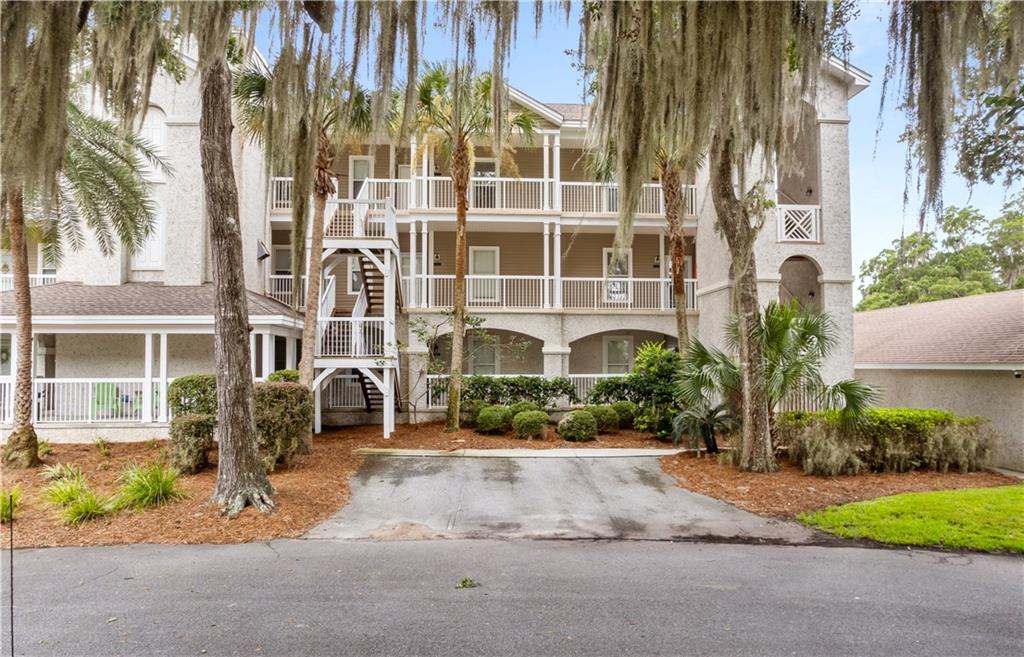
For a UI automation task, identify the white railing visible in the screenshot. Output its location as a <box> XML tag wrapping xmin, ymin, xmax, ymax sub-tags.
<box><xmin>266</xmin><ymin>274</ymin><xmax>311</xmax><ymax>307</ymax></box>
<box><xmin>0</xmin><ymin>273</ymin><xmax>58</xmax><ymax>292</ymax></box>
<box><xmin>324</xmin><ymin>202</ymin><xmax>393</xmax><ymax>240</ymax></box>
<box><xmin>567</xmin><ymin>373</ymin><xmax>624</xmax><ymax>402</ymax></box>
<box><xmin>0</xmin><ymin>379</ymin><xmax>10</xmax><ymax>424</ymax></box>
<box><xmin>317</xmin><ymin>318</ymin><xmax>387</xmax><ymax>358</ymax></box>
<box><xmin>777</xmin><ymin>205</ymin><xmax>822</xmax><ymax>243</ymax></box>
<box><xmin>325</xmin><ymin>374</ymin><xmax>366</xmax><ymax>408</ymax></box>
<box><xmin>271</xmin><ymin>177</ymin><xmax>294</xmax><ymax>212</ymax></box>
<box><xmin>561</xmin><ymin>183</ymin><xmax>696</xmax><ymax>216</ymax></box>
<box><xmin>362</xmin><ymin>179</ymin><xmax>411</xmax><ymax>211</ymax></box>
<box><xmin>425</xmin><ymin>176</ymin><xmax>548</xmax><ymax>212</ymax></box>
<box><xmin>414</xmin><ymin>275</ymin><xmax>697</xmax><ymax>311</ymax></box>
<box><xmin>22</xmin><ymin>378</ymin><xmax>148</xmax><ymax>424</ymax></box>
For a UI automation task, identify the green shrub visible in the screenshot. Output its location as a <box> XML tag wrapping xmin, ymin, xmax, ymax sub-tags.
<box><xmin>463</xmin><ymin>376</ymin><xmax>579</xmax><ymax>407</ymax></box>
<box><xmin>37</xmin><ymin>440</ymin><xmax>52</xmax><ymax>458</ymax></box>
<box><xmin>115</xmin><ymin>462</ymin><xmax>186</xmax><ymax>510</ymax></box>
<box><xmin>41</xmin><ymin>463</ymin><xmax>83</xmax><ymax>481</ymax></box>
<box><xmin>635</xmin><ymin>404</ymin><xmax>678</xmax><ymax>441</ymax></box>
<box><xmin>460</xmin><ymin>399</ymin><xmax>489</xmax><ymax>428</ymax></box>
<box><xmin>584</xmin><ymin>405</ymin><xmax>620</xmax><ymax>433</ymax></box>
<box><xmin>60</xmin><ymin>488</ymin><xmax>111</xmax><ymax>526</ymax></box>
<box><xmin>557</xmin><ymin>410</ymin><xmax>598</xmax><ymax>442</ymax></box>
<box><xmin>0</xmin><ymin>487</ymin><xmax>21</xmax><ymax>524</ymax></box>
<box><xmin>93</xmin><ymin>438</ymin><xmax>111</xmax><ymax>458</ymax></box>
<box><xmin>509</xmin><ymin>400</ymin><xmax>541</xmax><ymax>416</ymax></box>
<box><xmin>587</xmin><ymin>342</ymin><xmax>682</xmax><ymax>408</ymax></box>
<box><xmin>777</xmin><ymin>407</ymin><xmax>994</xmax><ymax>475</ymax></box>
<box><xmin>512</xmin><ymin>410</ymin><xmax>549</xmax><ymax>439</ymax></box>
<box><xmin>253</xmin><ymin>382</ymin><xmax>313</xmax><ymax>472</ymax></box>
<box><xmin>167</xmin><ymin>374</ymin><xmax>218</xmax><ymax>416</ymax></box>
<box><xmin>476</xmin><ymin>405</ymin><xmax>514</xmax><ymax>434</ymax></box>
<box><xmin>169</xmin><ymin>414</ymin><xmax>216</xmax><ymax>474</ymax></box>
<box><xmin>267</xmin><ymin>369</ymin><xmax>299</xmax><ymax>382</ymax></box>
<box><xmin>611</xmin><ymin>400</ymin><xmax>638</xmax><ymax>429</ymax></box>
<box><xmin>42</xmin><ymin>473</ymin><xmax>88</xmax><ymax>508</ymax></box>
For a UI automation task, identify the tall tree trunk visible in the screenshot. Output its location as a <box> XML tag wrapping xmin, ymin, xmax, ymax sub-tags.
<box><xmin>1</xmin><ymin>186</ymin><xmax>40</xmax><ymax>469</ymax></box>
<box><xmin>445</xmin><ymin>136</ymin><xmax>470</xmax><ymax>431</ymax></box>
<box><xmin>661</xmin><ymin>163</ymin><xmax>690</xmax><ymax>348</ymax></box>
<box><xmin>709</xmin><ymin>135</ymin><xmax>776</xmax><ymax>473</ymax></box>
<box><xmin>296</xmin><ymin>189</ymin><xmax>327</xmax><ymax>453</ymax></box>
<box><xmin>200</xmin><ymin>54</ymin><xmax>275</xmax><ymax>515</ymax></box>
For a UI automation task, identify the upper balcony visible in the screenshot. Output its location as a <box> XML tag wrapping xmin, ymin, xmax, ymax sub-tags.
<box><xmin>270</xmin><ymin>176</ymin><xmax>698</xmax><ymax>219</ymax></box>
<box><xmin>0</xmin><ymin>273</ymin><xmax>57</xmax><ymax>292</ymax></box>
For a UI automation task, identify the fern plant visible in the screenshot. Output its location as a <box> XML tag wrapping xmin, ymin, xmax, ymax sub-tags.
<box><xmin>114</xmin><ymin>462</ymin><xmax>185</xmax><ymax>510</ymax></box>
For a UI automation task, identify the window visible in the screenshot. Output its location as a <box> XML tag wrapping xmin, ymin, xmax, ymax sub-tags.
<box><xmin>132</xmin><ymin>202</ymin><xmax>163</xmax><ymax>270</ymax></box>
<box><xmin>347</xmin><ymin>256</ymin><xmax>363</xmax><ymax>295</ymax></box>
<box><xmin>349</xmin><ymin>156</ymin><xmax>373</xmax><ymax>199</ymax></box>
<box><xmin>602</xmin><ymin>335</ymin><xmax>633</xmax><ymax>374</ymax></box>
<box><xmin>602</xmin><ymin>247</ymin><xmax>632</xmax><ymax>303</ymax></box>
<box><xmin>468</xmin><ymin>246</ymin><xmax>499</xmax><ymax>302</ymax></box>
<box><xmin>272</xmin><ymin>247</ymin><xmax>292</xmax><ymax>276</ymax></box>
<box><xmin>468</xmin><ymin>335</ymin><xmax>498</xmax><ymax>375</ymax></box>
<box><xmin>472</xmin><ymin>159</ymin><xmax>496</xmax><ymax>208</ymax></box>
<box><xmin>138</xmin><ymin>107</ymin><xmax>167</xmax><ymax>182</ymax></box>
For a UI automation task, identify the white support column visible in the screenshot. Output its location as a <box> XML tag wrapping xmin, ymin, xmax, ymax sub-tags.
<box><xmin>383</xmin><ymin>253</ymin><xmax>396</xmax><ymax>359</ymax></box>
<box><xmin>553</xmin><ymin>222</ymin><xmax>563</xmax><ymax>307</ymax></box>
<box><xmin>285</xmin><ymin>337</ymin><xmax>297</xmax><ymax>370</ymax></box>
<box><xmin>659</xmin><ymin>231</ymin><xmax>667</xmax><ymax>309</ymax></box>
<box><xmin>249</xmin><ymin>332</ymin><xmax>257</xmax><ymax>377</ymax></box>
<box><xmin>158</xmin><ymin>333</ymin><xmax>168</xmax><ymax>422</ymax></box>
<box><xmin>262</xmin><ymin>330</ymin><xmax>273</xmax><ymax>378</ymax></box>
<box><xmin>553</xmin><ymin>134</ymin><xmax>562</xmax><ymax>211</ymax></box>
<box><xmin>383</xmin><ymin>368</ymin><xmax>394</xmax><ymax>438</ymax></box>
<box><xmin>143</xmin><ymin>333</ymin><xmax>153</xmax><ymax>423</ymax></box>
<box><xmin>409</xmin><ymin>218</ymin><xmax>418</xmax><ymax>307</ymax></box>
<box><xmin>421</xmin><ymin>220</ymin><xmax>429</xmax><ymax>307</ymax></box>
<box><xmin>542</xmin><ymin>134</ymin><xmax>551</xmax><ymax>210</ymax></box>
<box><xmin>409</xmin><ymin>136</ymin><xmax>418</xmax><ymax>207</ymax></box>
<box><xmin>421</xmin><ymin>140</ymin><xmax>430</xmax><ymax>207</ymax></box>
<box><xmin>7</xmin><ymin>332</ymin><xmax>16</xmax><ymax>421</ymax></box>
<box><xmin>543</xmin><ymin>221</ymin><xmax>551</xmax><ymax>308</ymax></box>
<box><xmin>314</xmin><ymin>382</ymin><xmax>322</xmax><ymax>433</ymax></box>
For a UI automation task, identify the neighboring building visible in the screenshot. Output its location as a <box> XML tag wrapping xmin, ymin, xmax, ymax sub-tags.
<box><xmin>854</xmin><ymin>290</ymin><xmax>1024</xmax><ymax>472</ymax></box>
<box><xmin>0</xmin><ymin>56</ymin><xmax>870</xmax><ymax>440</ymax></box>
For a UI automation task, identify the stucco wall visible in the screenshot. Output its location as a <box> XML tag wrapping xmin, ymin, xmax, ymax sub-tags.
<box><xmin>855</xmin><ymin>368</ymin><xmax>1024</xmax><ymax>472</ymax></box>
<box><xmin>568</xmin><ymin>329</ymin><xmax>677</xmax><ymax>374</ymax></box>
<box><xmin>54</xmin><ymin>334</ymin><xmax>215</xmax><ymax>378</ymax></box>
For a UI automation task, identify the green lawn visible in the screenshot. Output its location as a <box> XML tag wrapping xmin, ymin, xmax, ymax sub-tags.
<box><xmin>800</xmin><ymin>485</ymin><xmax>1024</xmax><ymax>554</ymax></box>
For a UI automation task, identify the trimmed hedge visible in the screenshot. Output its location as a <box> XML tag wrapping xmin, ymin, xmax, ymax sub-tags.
<box><xmin>512</xmin><ymin>410</ymin><xmax>549</xmax><ymax>439</ymax></box>
<box><xmin>463</xmin><ymin>375</ymin><xmax>579</xmax><ymax>408</ymax></box>
<box><xmin>267</xmin><ymin>369</ymin><xmax>299</xmax><ymax>382</ymax></box>
<box><xmin>476</xmin><ymin>405</ymin><xmax>514</xmax><ymax>434</ymax></box>
<box><xmin>168</xmin><ymin>413</ymin><xmax>215</xmax><ymax>474</ymax></box>
<box><xmin>253</xmin><ymin>382</ymin><xmax>313</xmax><ymax>472</ymax></box>
<box><xmin>460</xmin><ymin>399</ymin><xmax>489</xmax><ymax>428</ymax></box>
<box><xmin>611</xmin><ymin>400</ymin><xmax>638</xmax><ymax>429</ymax></box>
<box><xmin>557</xmin><ymin>410</ymin><xmax>598</xmax><ymax>442</ymax></box>
<box><xmin>167</xmin><ymin>374</ymin><xmax>217</xmax><ymax>416</ymax></box>
<box><xmin>509</xmin><ymin>400</ymin><xmax>541</xmax><ymax>416</ymax></box>
<box><xmin>584</xmin><ymin>405</ymin><xmax>620</xmax><ymax>433</ymax></box>
<box><xmin>778</xmin><ymin>408</ymin><xmax>995</xmax><ymax>476</ymax></box>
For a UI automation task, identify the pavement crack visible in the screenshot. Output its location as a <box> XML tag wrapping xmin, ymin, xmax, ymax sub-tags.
<box><xmin>263</xmin><ymin>541</ymin><xmax>281</xmax><ymax>560</ymax></box>
<box><xmin>72</xmin><ymin>564</ymin><xmax>119</xmax><ymax>589</ymax></box>
<box><xmin>445</xmin><ymin>461</ymin><xmax>467</xmax><ymax>532</ymax></box>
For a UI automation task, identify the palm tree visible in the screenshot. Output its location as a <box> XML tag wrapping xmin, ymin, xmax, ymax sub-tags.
<box><xmin>654</xmin><ymin>147</ymin><xmax>702</xmax><ymax>347</ymax></box>
<box><xmin>675</xmin><ymin>300</ymin><xmax>879</xmax><ymax>455</ymax></box>
<box><xmin>671</xmin><ymin>402</ymin><xmax>738</xmax><ymax>454</ymax></box>
<box><xmin>1</xmin><ymin>101</ymin><xmax>169</xmax><ymax>468</ymax></box>
<box><xmin>412</xmin><ymin>63</ymin><xmax>537</xmax><ymax>431</ymax></box>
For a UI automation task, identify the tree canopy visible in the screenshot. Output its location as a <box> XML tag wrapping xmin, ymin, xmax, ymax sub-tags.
<box><xmin>857</xmin><ymin>199</ymin><xmax>1024</xmax><ymax>311</ymax></box>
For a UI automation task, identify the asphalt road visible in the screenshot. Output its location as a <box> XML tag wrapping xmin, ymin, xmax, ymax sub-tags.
<box><xmin>5</xmin><ymin>539</ymin><xmax>1022</xmax><ymax>657</ymax></box>
<box><xmin>308</xmin><ymin>453</ymin><xmax>814</xmax><ymax>542</ymax></box>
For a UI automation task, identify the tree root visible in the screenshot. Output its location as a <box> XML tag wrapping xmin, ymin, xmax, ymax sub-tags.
<box><xmin>2</xmin><ymin>425</ymin><xmax>41</xmax><ymax>469</ymax></box>
<box><xmin>215</xmin><ymin>485</ymin><xmax>276</xmax><ymax>518</ymax></box>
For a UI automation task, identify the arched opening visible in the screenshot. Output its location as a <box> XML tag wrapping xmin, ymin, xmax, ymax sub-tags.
<box><xmin>568</xmin><ymin>329</ymin><xmax>677</xmax><ymax>375</ymax></box>
<box><xmin>777</xmin><ymin>101</ymin><xmax>820</xmax><ymax>205</ymax></box>
<box><xmin>779</xmin><ymin>256</ymin><xmax>822</xmax><ymax>309</ymax></box>
<box><xmin>433</xmin><ymin>328</ymin><xmax>543</xmax><ymax>375</ymax></box>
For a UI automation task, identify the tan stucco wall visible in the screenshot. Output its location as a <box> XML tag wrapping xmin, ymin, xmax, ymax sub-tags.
<box><xmin>54</xmin><ymin>334</ymin><xmax>216</xmax><ymax>379</ymax></box>
<box><xmin>855</xmin><ymin>368</ymin><xmax>1024</xmax><ymax>472</ymax></box>
<box><xmin>568</xmin><ymin>329</ymin><xmax>677</xmax><ymax>374</ymax></box>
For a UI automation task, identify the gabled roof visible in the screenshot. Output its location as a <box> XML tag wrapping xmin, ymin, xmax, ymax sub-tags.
<box><xmin>0</xmin><ymin>282</ymin><xmax>295</xmax><ymax>318</ymax></box>
<box><xmin>854</xmin><ymin>290</ymin><xmax>1024</xmax><ymax>368</ymax></box>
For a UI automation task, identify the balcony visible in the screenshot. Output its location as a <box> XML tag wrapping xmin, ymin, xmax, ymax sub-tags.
<box><xmin>270</xmin><ymin>177</ymin><xmax>697</xmax><ymax>218</ymax></box>
<box><xmin>0</xmin><ymin>273</ymin><xmax>57</xmax><ymax>292</ymax></box>
<box><xmin>407</xmin><ymin>275</ymin><xmax>698</xmax><ymax>312</ymax></box>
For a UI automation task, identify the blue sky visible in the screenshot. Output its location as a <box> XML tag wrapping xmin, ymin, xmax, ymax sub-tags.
<box><xmin>257</xmin><ymin>2</ymin><xmax>1014</xmax><ymax>297</ymax></box>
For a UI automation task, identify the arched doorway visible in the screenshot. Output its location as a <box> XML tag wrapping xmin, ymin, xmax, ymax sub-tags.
<box><xmin>778</xmin><ymin>256</ymin><xmax>822</xmax><ymax>309</ymax></box>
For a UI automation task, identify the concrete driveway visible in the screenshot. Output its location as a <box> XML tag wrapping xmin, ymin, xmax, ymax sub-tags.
<box><xmin>307</xmin><ymin>449</ymin><xmax>815</xmax><ymax>543</ymax></box>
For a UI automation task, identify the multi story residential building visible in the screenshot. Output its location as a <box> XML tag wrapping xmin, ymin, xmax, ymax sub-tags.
<box><xmin>0</xmin><ymin>56</ymin><xmax>870</xmax><ymax>440</ymax></box>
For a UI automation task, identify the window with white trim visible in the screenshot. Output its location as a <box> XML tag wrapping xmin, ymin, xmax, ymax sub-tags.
<box><xmin>349</xmin><ymin>156</ymin><xmax>373</xmax><ymax>199</ymax></box>
<box><xmin>602</xmin><ymin>335</ymin><xmax>633</xmax><ymax>374</ymax></box>
<box><xmin>347</xmin><ymin>255</ymin><xmax>363</xmax><ymax>294</ymax></box>
<box><xmin>467</xmin><ymin>335</ymin><xmax>498</xmax><ymax>375</ymax></box>
<box><xmin>131</xmin><ymin>201</ymin><xmax>164</xmax><ymax>270</ymax></box>
<box><xmin>138</xmin><ymin>106</ymin><xmax>167</xmax><ymax>182</ymax></box>
<box><xmin>602</xmin><ymin>247</ymin><xmax>632</xmax><ymax>302</ymax></box>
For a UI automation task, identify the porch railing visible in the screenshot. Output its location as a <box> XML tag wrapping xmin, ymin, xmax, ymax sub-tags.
<box><xmin>0</xmin><ymin>273</ymin><xmax>58</xmax><ymax>292</ymax></box>
<box><xmin>266</xmin><ymin>274</ymin><xmax>311</xmax><ymax>307</ymax></box>
<box><xmin>560</xmin><ymin>182</ymin><xmax>696</xmax><ymax>216</ymax></box>
<box><xmin>0</xmin><ymin>378</ymin><xmax>152</xmax><ymax>425</ymax></box>
<box><xmin>317</xmin><ymin>317</ymin><xmax>388</xmax><ymax>358</ymax></box>
<box><xmin>777</xmin><ymin>204</ymin><xmax>822</xmax><ymax>243</ymax></box>
<box><xmin>412</xmin><ymin>275</ymin><xmax>697</xmax><ymax>311</ymax></box>
<box><xmin>325</xmin><ymin>374</ymin><xmax>366</xmax><ymax>408</ymax></box>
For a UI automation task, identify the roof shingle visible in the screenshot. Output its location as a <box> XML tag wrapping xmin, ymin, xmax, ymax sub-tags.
<box><xmin>854</xmin><ymin>290</ymin><xmax>1024</xmax><ymax>365</ymax></box>
<box><xmin>0</xmin><ymin>282</ymin><xmax>295</xmax><ymax>317</ymax></box>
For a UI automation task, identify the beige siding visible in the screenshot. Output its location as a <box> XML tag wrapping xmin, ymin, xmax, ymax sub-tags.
<box><xmin>429</xmin><ymin>231</ymin><xmax>547</xmax><ymax>276</ymax></box>
<box><xmin>561</xmin><ymin>233</ymin><xmax>662</xmax><ymax>279</ymax></box>
<box><xmin>568</xmin><ymin>330</ymin><xmax>678</xmax><ymax>374</ymax></box>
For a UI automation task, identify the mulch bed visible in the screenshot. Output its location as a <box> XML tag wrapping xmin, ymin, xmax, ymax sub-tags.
<box><xmin>1</xmin><ymin>422</ymin><xmax>660</xmax><ymax>549</ymax></box>
<box><xmin>659</xmin><ymin>453</ymin><xmax>1020</xmax><ymax>519</ymax></box>
<box><xmin>3</xmin><ymin>422</ymin><xmax>1017</xmax><ymax>548</ymax></box>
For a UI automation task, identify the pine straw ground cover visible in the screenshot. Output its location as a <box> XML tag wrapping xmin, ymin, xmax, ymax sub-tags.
<box><xmin>659</xmin><ymin>453</ymin><xmax>1019</xmax><ymax>520</ymax></box>
<box><xmin>1</xmin><ymin>422</ymin><xmax>659</xmax><ymax>548</ymax></box>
